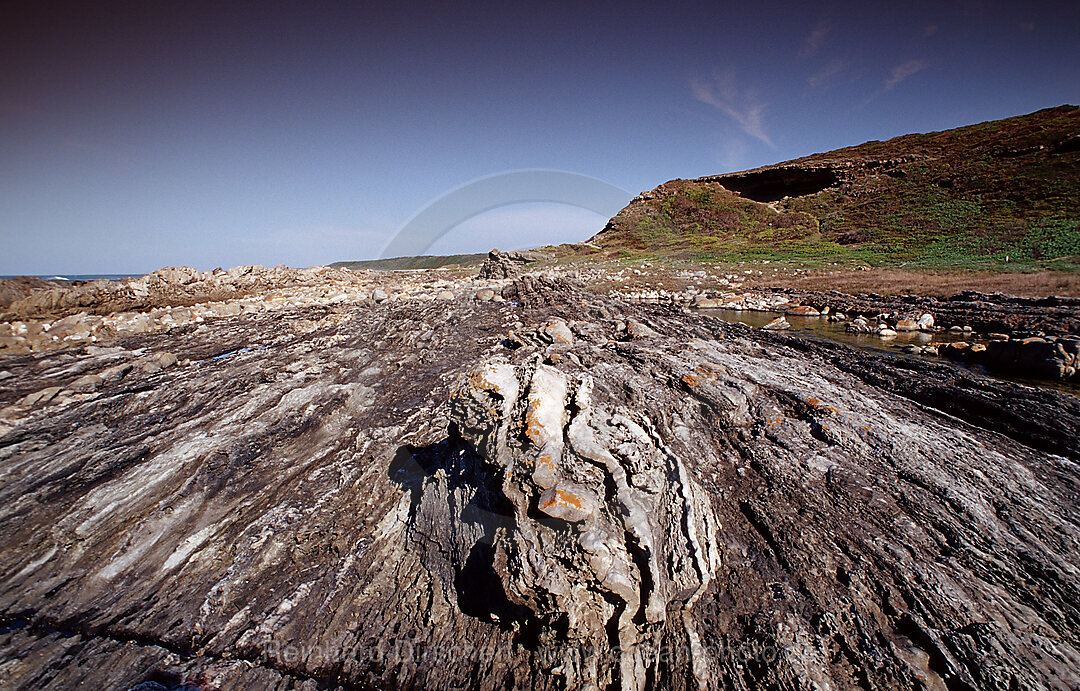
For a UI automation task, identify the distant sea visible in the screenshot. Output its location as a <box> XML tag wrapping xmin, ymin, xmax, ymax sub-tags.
<box><xmin>0</xmin><ymin>274</ymin><xmax>140</xmax><ymax>282</ymax></box>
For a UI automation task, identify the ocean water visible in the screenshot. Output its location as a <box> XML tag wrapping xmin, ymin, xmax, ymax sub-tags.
<box><xmin>0</xmin><ymin>274</ymin><xmax>139</xmax><ymax>282</ymax></box>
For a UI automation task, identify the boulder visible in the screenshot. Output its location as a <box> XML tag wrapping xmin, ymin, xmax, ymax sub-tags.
<box><xmin>625</xmin><ymin>319</ymin><xmax>658</xmax><ymax>339</ymax></box>
<box><xmin>846</xmin><ymin>317</ymin><xmax>872</xmax><ymax>334</ymax></box>
<box><xmin>762</xmin><ymin>316</ymin><xmax>791</xmax><ymax>330</ymax></box>
<box><xmin>539</xmin><ymin>319</ymin><xmax>574</xmax><ymax>345</ymax></box>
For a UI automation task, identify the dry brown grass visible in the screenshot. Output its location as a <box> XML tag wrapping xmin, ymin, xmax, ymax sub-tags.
<box><xmin>566</xmin><ymin>259</ymin><xmax>1080</xmax><ymax>299</ymax></box>
<box><xmin>742</xmin><ymin>268</ymin><xmax>1080</xmax><ymax>298</ymax></box>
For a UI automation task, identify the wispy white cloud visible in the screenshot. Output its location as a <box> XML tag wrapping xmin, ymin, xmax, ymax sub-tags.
<box><xmin>808</xmin><ymin>59</ymin><xmax>848</xmax><ymax>88</ymax></box>
<box><xmin>801</xmin><ymin>22</ymin><xmax>830</xmax><ymax>58</ymax></box>
<box><xmin>883</xmin><ymin>59</ymin><xmax>929</xmax><ymax>91</ymax></box>
<box><xmin>861</xmin><ymin>59</ymin><xmax>930</xmax><ymax>107</ymax></box>
<box><xmin>691</xmin><ymin>71</ymin><xmax>774</xmax><ymax>148</ymax></box>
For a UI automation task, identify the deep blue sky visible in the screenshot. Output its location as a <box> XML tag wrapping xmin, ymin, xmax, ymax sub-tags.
<box><xmin>2</xmin><ymin>0</ymin><xmax>1077</xmax><ymax>273</ymax></box>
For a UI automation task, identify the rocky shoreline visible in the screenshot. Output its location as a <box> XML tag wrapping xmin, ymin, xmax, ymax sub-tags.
<box><xmin>1</xmin><ymin>265</ymin><xmax>1078</xmax><ymax>689</ymax></box>
<box><xmin>613</xmin><ymin>281</ymin><xmax>1080</xmax><ymax>381</ymax></box>
<box><xmin>3</xmin><ymin>264</ymin><xmax>1078</xmax><ymax>386</ymax></box>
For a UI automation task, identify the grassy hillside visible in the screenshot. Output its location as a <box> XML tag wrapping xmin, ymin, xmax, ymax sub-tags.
<box><xmin>330</xmin><ymin>253</ymin><xmax>486</xmax><ymax>271</ymax></box>
<box><xmin>591</xmin><ymin>105</ymin><xmax>1080</xmax><ymax>270</ymax></box>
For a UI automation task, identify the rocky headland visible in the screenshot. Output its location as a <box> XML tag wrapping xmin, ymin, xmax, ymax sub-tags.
<box><xmin>1</xmin><ymin>262</ymin><xmax>1079</xmax><ymax>690</ymax></box>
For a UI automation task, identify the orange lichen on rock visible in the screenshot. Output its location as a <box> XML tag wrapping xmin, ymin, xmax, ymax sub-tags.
<box><xmin>682</xmin><ymin>362</ymin><xmax>725</xmax><ymax>389</ymax></box>
<box><xmin>537</xmin><ymin>480</ymin><xmax>596</xmax><ymax>522</ymax></box>
<box><xmin>524</xmin><ymin>398</ymin><xmax>545</xmax><ymax>444</ymax></box>
<box><xmin>540</xmin><ymin>489</ymin><xmax>584</xmax><ymax>511</ymax></box>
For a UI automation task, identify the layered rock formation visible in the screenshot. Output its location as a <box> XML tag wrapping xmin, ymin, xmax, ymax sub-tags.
<box><xmin>478</xmin><ymin>249</ymin><xmax>547</xmax><ymax>279</ymax></box>
<box><xmin>1</xmin><ymin>274</ymin><xmax>1078</xmax><ymax>689</ymax></box>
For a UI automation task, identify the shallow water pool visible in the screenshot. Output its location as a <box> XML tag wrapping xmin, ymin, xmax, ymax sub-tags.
<box><xmin>699</xmin><ymin>308</ymin><xmax>1080</xmax><ymax>397</ymax></box>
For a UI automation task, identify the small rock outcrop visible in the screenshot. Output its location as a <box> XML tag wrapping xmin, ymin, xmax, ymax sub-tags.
<box><xmin>479</xmin><ymin>249</ymin><xmax>546</xmax><ymax>279</ymax></box>
<box><xmin>450</xmin><ymin>361</ymin><xmax>720</xmax><ymax>689</ymax></box>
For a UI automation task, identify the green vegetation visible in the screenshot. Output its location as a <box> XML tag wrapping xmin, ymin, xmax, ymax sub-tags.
<box><xmin>591</xmin><ymin>105</ymin><xmax>1080</xmax><ymax>271</ymax></box>
<box><xmin>331</xmin><ymin>253</ymin><xmax>486</xmax><ymax>271</ymax></box>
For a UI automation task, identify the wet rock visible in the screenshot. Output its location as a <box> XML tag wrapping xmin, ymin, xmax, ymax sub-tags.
<box><xmin>785</xmin><ymin>305</ymin><xmax>820</xmax><ymax>316</ymax></box>
<box><xmin>846</xmin><ymin>316</ymin><xmax>872</xmax><ymax>333</ymax></box>
<box><xmin>983</xmin><ymin>336</ymin><xmax>1076</xmax><ymax>379</ymax></box>
<box><xmin>895</xmin><ymin>318</ymin><xmax>919</xmax><ymax>332</ymax></box>
<box><xmin>762</xmin><ymin>316</ymin><xmax>791</xmax><ymax>330</ymax></box>
<box><xmin>940</xmin><ymin>340</ymin><xmax>971</xmax><ymax>355</ymax></box>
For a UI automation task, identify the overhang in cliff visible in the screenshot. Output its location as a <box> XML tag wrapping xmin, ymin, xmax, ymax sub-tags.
<box><xmin>702</xmin><ymin>166</ymin><xmax>839</xmax><ymax>202</ymax></box>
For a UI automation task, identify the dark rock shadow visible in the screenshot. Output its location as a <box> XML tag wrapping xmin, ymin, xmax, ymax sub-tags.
<box><xmin>388</xmin><ymin>425</ymin><xmax>535</xmax><ymax>640</ymax></box>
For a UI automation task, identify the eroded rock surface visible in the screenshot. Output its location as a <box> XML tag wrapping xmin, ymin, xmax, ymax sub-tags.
<box><xmin>1</xmin><ymin>275</ymin><xmax>1078</xmax><ymax>690</ymax></box>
